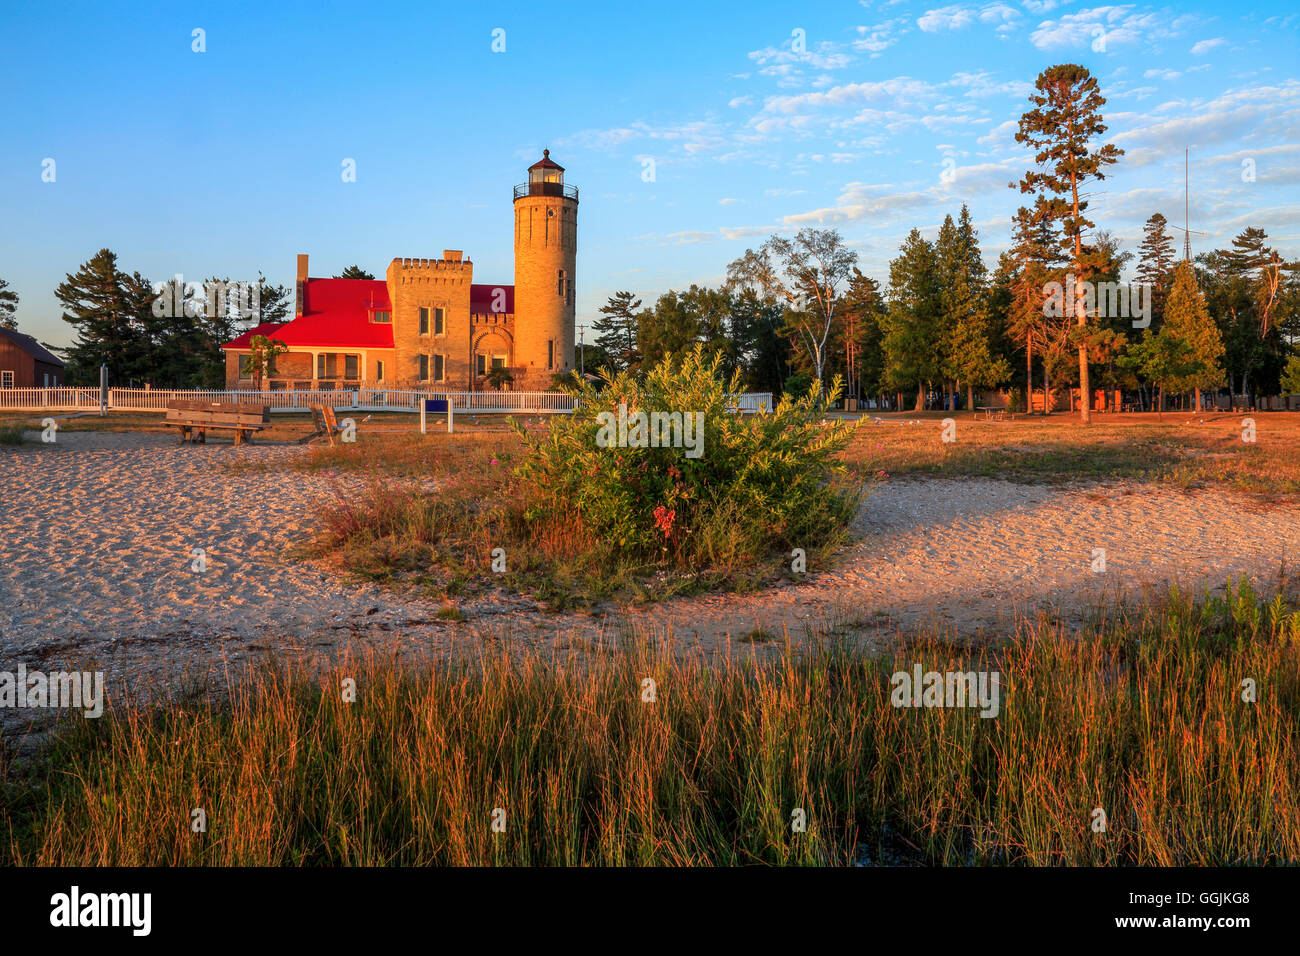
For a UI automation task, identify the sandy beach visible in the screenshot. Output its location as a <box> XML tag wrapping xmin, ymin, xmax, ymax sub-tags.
<box><xmin>2</xmin><ymin>429</ymin><xmax>1298</xmax><ymax>694</ymax></box>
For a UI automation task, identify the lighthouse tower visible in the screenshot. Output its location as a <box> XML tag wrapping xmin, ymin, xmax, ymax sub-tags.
<box><xmin>513</xmin><ymin>150</ymin><xmax>577</xmax><ymax>387</ymax></box>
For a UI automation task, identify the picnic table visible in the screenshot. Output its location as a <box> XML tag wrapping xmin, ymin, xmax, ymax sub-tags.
<box><xmin>164</xmin><ymin>399</ymin><xmax>269</xmax><ymax>445</ymax></box>
<box><xmin>976</xmin><ymin>405</ymin><xmax>1009</xmax><ymax>421</ymax></box>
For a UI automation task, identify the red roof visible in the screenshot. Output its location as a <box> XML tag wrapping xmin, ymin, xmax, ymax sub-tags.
<box><xmin>223</xmin><ymin>279</ymin><xmax>393</xmax><ymax>350</ymax></box>
<box><xmin>221</xmin><ymin>277</ymin><xmax>516</xmax><ymax>350</ymax></box>
<box><xmin>471</xmin><ymin>283</ymin><xmax>514</xmax><ymax>315</ymax></box>
<box><xmin>528</xmin><ymin>149</ymin><xmax>564</xmax><ymax>171</ymax></box>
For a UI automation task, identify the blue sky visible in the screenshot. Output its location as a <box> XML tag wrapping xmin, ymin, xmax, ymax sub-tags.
<box><xmin>2</xmin><ymin>0</ymin><xmax>1298</xmax><ymax>347</ymax></box>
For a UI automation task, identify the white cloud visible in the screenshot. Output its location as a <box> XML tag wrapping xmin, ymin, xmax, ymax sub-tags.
<box><xmin>918</xmin><ymin>3</ymin><xmax>1022</xmax><ymax>33</ymax></box>
<box><xmin>853</xmin><ymin>18</ymin><xmax>909</xmax><ymax>55</ymax></box>
<box><xmin>1029</xmin><ymin>6</ymin><xmax>1169</xmax><ymax>51</ymax></box>
<box><xmin>748</xmin><ymin>41</ymin><xmax>853</xmax><ymax>73</ymax></box>
<box><xmin>1191</xmin><ymin>37</ymin><xmax>1225</xmax><ymax>55</ymax></box>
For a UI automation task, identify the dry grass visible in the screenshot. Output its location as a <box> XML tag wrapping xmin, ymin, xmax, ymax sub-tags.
<box><xmin>842</xmin><ymin>411</ymin><xmax>1300</xmax><ymax>496</ymax></box>
<box><xmin>4</xmin><ymin>580</ymin><xmax>1297</xmax><ymax>866</ymax></box>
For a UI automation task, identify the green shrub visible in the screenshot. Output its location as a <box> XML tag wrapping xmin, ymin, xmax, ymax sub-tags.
<box><xmin>511</xmin><ymin>347</ymin><xmax>863</xmax><ymax>569</ymax></box>
<box><xmin>0</xmin><ymin>425</ymin><xmax>25</xmax><ymax>446</ymax></box>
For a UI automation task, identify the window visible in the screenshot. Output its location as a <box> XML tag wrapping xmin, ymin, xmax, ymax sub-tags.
<box><xmin>375</xmin><ymin>360</ymin><xmax>384</xmax><ymax>381</ymax></box>
<box><xmin>43</xmin><ymin>373</ymin><xmax>49</xmax><ymax>387</ymax></box>
<box><xmin>1</xmin><ymin>371</ymin><xmax>13</xmax><ymax>389</ymax></box>
<box><xmin>371</xmin><ymin>310</ymin><xmax>391</xmax><ymax>323</ymax></box>
<box><xmin>317</xmin><ymin>354</ymin><xmax>338</xmax><ymax>379</ymax></box>
<box><xmin>420</xmin><ymin>307</ymin><xmax>446</xmax><ymax>335</ymax></box>
<box><xmin>557</xmin><ymin>270</ymin><xmax>566</xmax><ymax>297</ymax></box>
<box><xmin>433</xmin><ymin>354</ymin><xmax>445</xmax><ymax>382</ymax></box>
<box><xmin>547</xmin><ymin>339</ymin><xmax>555</xmax><ymax>370</ymax></box>
<box><xmin>344</xmin><ymin>355</ymin><xmax>359</xmax><ymax>380</ymax></box>
<box><xmin>492</xmin><ymin>354</ymin><xmax>506</xmax><ymax>370</ymax></box>
<box><xmin>418</xmin><ymin>354</ymin><xmax>429</xmax><ymax>381</ymax></box>
<box><xmin>476</xmin><ymin>354</ymin><xmax>486</xmax><ymax>377</ymax></box>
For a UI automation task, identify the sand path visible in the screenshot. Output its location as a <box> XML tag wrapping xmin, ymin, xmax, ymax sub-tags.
<box><xmin>2</xmin><ymin>431</ymin><xmax>1297</xmax><ymax>693</ymax></box>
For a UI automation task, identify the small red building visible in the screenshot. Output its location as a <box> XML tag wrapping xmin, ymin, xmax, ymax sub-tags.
<box><xmin>0</xmin><ymin>327</ymin><xmax>65</xmax><ymax>388</ymax></box>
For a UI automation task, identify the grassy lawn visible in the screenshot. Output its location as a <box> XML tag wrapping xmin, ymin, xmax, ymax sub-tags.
<box><xmin>5</xmin><ymin>581</ymin><xmax>1297</xmax><ymax>866</ymax></box>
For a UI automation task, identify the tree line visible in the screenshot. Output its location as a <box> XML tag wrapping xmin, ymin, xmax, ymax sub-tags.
<box><xmin>590</xmin><ymin>63</ymin><xmax>1300</xmax><ymax>417</ymax></box>
<box><xmin>0</xmin><ymin>253</ymin><xmax>378</xmax><ymax>388</ymax></box>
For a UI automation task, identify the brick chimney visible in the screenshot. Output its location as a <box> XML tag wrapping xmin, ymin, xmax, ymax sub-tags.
<box><xmin>442</xmin><ymin>250</ymin><xmax>463</xmax><ymax>262</ymax></box>
<box><xmin>295</xmin><ymin>253</ymin><xmax>309</xmax><ymax>316</ymax></box>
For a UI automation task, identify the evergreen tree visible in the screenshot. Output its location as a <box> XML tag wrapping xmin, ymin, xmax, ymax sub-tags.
<box><xmin>1016</xmin><ymin>63</ymin><xmax>1124</xmax><ymax>423</ymax></box>
<box><xmin>937</xmin><ymin>206</ymin><xmax>1010</xmax><ymax>410</ymax></box>
<box><xmin>640</xmin><ymin>290</ymin><xmax>700</xmax><ymax>368</ymax></box>
<box><xmin>1282</xmin><ymin>353</ymin><xmax>1300</xmax><ymax>397</ymax></box>
<box><xmin>1001</xmin><ymin>200</ymin><xmax>1064</xmax><ymax>413</ymax></box>
<box><xmin>729</xmin><ymin>288</ymin><xmax>789</xmax><ymax>395</ymax></box>
<box><xmin>594</xmin><ymin>291</ymin><xmax>642</xmax><ymax>373</ymax></box>
<box><xmin>1222</xmin><ymin>227</ymin><xmax>1297</xmax><ymax>337</ymax></box>
<box><xmin>883</xmin><ymin>229</ymin><xmax>943</xmax><ymax>411</ymax></box>
<box><xmin>834</xmin><ymin>268</ymin><xmax>887</xmax><ymax>404</ymax></box>
<box><xmin>56</xmin><ymin>249</ymin><xmax>155</xmax><ymax>385</ymax></box>
<box><xmin>1158</xmin><ymin>260</ymin><xmax>1225</xmax><ymax>410</ymax></box>
<box><xmin>335</xmin><ymin>265</ymin><xmax>375</xmax><ymax>280</ymax></box>
<box><xmin>0</xmin><ymin>278</ymin><xmax>17</xmax><ymax>330</ymax></box>
<box><xmin>1136</xmin><ymin>213</ymin><xmax>1176</xmax><ymax>330</ymax></box>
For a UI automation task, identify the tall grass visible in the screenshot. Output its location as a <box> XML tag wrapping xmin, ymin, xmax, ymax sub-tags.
<box><xmin>5</xmin><ymin>580</ymin><xmax>1298</xmax><ymax>866</ymax></box>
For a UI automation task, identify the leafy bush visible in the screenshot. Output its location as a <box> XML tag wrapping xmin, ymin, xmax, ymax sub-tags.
<box><xmin>512</xmin><ymin>347</ymin><xmax>862</xmax><ymax>570</ymax></box>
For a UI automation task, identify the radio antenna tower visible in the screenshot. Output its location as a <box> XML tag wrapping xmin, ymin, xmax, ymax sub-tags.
<box><xmin>1170</xmin><ymin>147</ymin><xmax>1207</xmax><ymax>262</ymax></box>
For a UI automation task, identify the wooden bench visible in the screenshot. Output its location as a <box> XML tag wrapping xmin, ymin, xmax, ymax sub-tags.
<box><xmin>164</xmin><ymin>399</ymin><xmax>270</xmax><ymax>446</ymax></box>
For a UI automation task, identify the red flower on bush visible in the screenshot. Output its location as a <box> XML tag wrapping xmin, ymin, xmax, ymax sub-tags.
<box><xmin>653</xmin><ymin>505</ymin><xmax>676</xmax><ymax>539</ymax></box>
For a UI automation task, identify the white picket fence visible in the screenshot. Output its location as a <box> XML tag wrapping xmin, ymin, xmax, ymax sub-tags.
<box><xmin>0</xmin><ymin>387</ymin><xmax>101</xmax><ymax>410</ymax></box>
<box><xmin>0</xmin><ymin>387</ymin><xmax>774</xmax><ymax>416</ymax></box>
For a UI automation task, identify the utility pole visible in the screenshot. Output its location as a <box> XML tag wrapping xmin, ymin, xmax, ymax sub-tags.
<box><xmin>577</xmin><ymin>323</ymin><xmax>586</xmax><ymax>376</ymax></box>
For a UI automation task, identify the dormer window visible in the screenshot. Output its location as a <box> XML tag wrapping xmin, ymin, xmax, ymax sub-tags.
<box><xmin>370</xmin><ymin>309</ymin><xmax>391</xmax><ymax>324</ymax></box>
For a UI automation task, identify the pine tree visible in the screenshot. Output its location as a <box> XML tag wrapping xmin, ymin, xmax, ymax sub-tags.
<box><xmin>1136</xmin><ymin>213</ymin><xmax>1175</xmax><ymax>330</ymax></box>
<box><xmin>1002</xmin><ymin>199</ymin><xmax>1065</xmax><ymax>413</ymax></box>
<box><xmin>56</xmin><ymin>249</ymin><xmax>155</xmax><ymax>385</ymax></box>
<box><xmin>594</xmin><ymin>291</ymin><xmax>642</xmax><ymax>373</ymax></box>
<box><xmin>0</xmin><ymin>278</ymin><xmax>18</xmax><ymax>330</ymax></box>
<box><xmin>883</xmin><ymin>229</ymin><xmax>943</xmax><ymax>411</ymax></box>
<box><xmin>1222</xmin><ymin>227</ymin><xmax>1297</xmax><ymax>337</ymax></box>
<box><xmin>1016</xmin><ymin>63</ymin><xmax>1124</xmax><ymax>423</ymax></box>
<box><xmin>1282</xmin><ymin>353</ymin><xmax>1300</xmax><ymax>397</ymax></box>
<box><xmin>835</xmin><ymin>268</ymin><xmax>887</xmax><ymax>404</ymax></box>
<box><xmin>938</xmin><ymin>206</ymin><xmax>1010</xmax><ymax>411</ymax></box>
<box><xmin>1158</xmin><ymin>260</ymin><xmax>1225</xmax><ymax>410</ymax></box>
<box><xmin>335</xmin><ymin>265</ymin><xmax>375</xmax><ymax>280</ymax></box>
<box><xmin>729</xmin><ymin>288</ymin><xmax>789</xmax><ymax>395</ymax></box>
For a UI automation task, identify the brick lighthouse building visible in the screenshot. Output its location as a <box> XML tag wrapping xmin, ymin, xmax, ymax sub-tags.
<box><xmin>222</xmin><ymin>151</ymin><xmax>578</xmax><ymax>391</ymax></box>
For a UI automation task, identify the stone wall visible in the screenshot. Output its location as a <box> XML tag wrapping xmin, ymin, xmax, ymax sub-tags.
<box><xmin>385</xmin><ymin>253</ymin><xmax>474</xmax><ymax>388</ymax></box>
